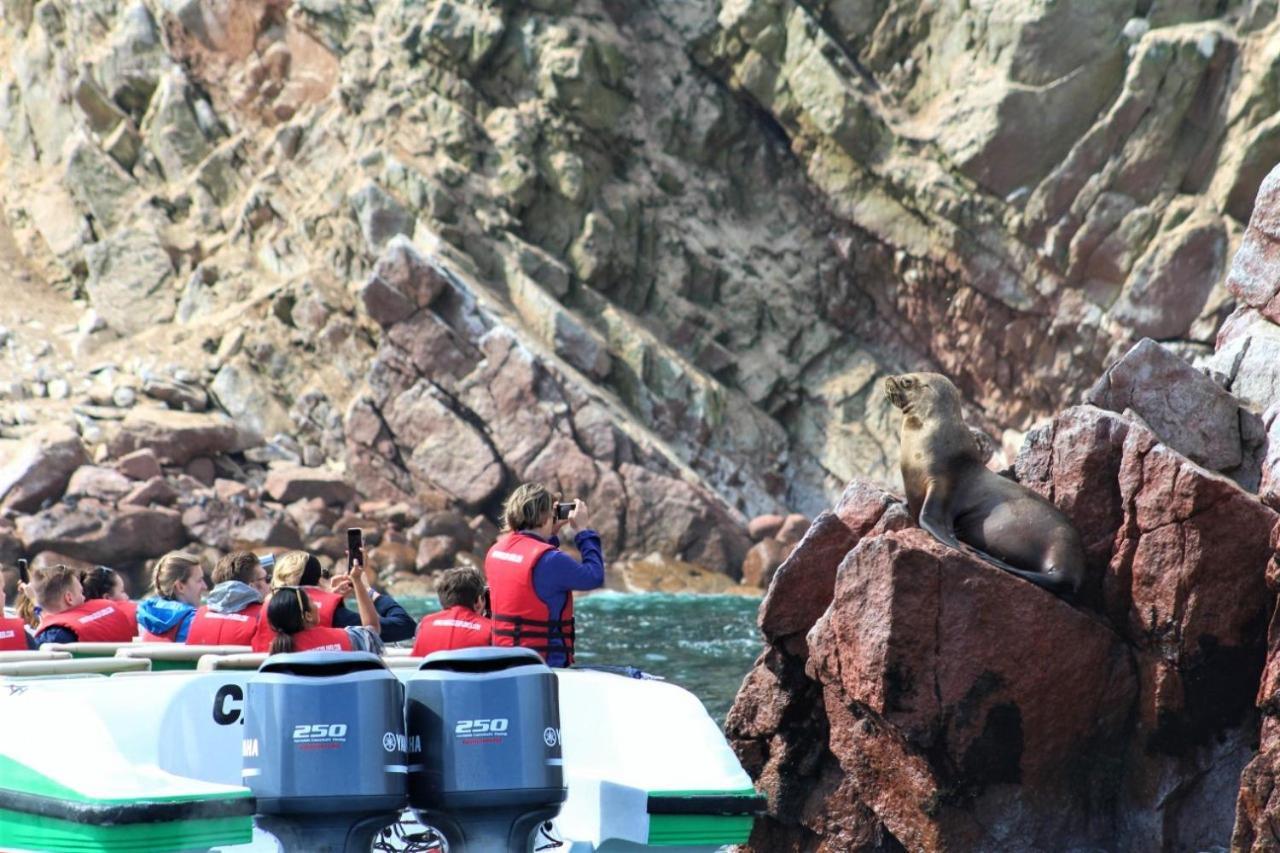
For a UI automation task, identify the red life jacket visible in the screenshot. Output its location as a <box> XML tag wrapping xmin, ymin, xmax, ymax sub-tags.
<box><xmin>306</xmin><ymin>589</ymin><xmax>343</xmax><ymax>626</ymax></box>
<box><xmin>36</xmin><ymin>599</ymin><xmax>137</xmax><ymax>642</ymax></box>
<box><xmin>412</xmin><ymin>605</ymin><xmax>492</xmax><ymax>656</ymax></box>
<box><xmin>0</xmin><ymin>616</ymin><xmax>29</xmax><ymax>650</ymax></box>
<box><xmin>249</xmin><ymin>587</ymin><xmax>343</xmax><ymax>652</ymax></box>
<box><xmin>185</xmin><ymin>603</ymin><xmax>263</xmax><ymax>646</ymax></box>
<box><xmin>258</xmin><ymin>625</ymin><xmax>352</xmax><ymax>653</ymax></box>
<box><xmin>485</xmin><ymin>532</ymin><xmax>575</xmax><ymax>665</ymax></box>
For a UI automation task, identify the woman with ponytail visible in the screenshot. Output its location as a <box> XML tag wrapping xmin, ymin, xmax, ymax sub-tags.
<box><xmin>258</xmin><ymin>558</ymin><xmax>381</xmax><ymax>654</ymax></box>
<box><xmin>137</xmin><ymin>553</ymin><xmax>206</xmax><ymax>642</ymax></box>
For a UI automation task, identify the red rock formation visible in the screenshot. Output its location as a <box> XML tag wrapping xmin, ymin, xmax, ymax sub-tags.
<box><xmin>730</xmin><ymin>410</ymin><xmax>1279</xmax><ymax>850</ymax></box>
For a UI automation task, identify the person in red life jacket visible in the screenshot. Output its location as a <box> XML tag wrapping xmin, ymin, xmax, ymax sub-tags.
<box><xmin>264</xmin><ymin>550</ymin><xmax>417</xmax><ymax>643</ymax></box>
<box><xmin>486</xmin><ymin>483</ymin><xmax>605</xmax><ymax>668</ymax></box>
<box><xmin>137</xmin><ymin>552</ymin><xmax>207</xmax><ymax>642</ymax></box>
<box><xmin>31</xmin><ymin>564</ymin><xmax>137</xmax><ymax>646</ymax></box>
<box><xmin>261</xmin><ymin>559</ymin><xmax>382</xmax><ymax>654</ymax></box>
<box><xmin>0</xmin><ymin>583</ymin><xmax>34</xmax><ymax>651</ymax></box>
<box><xmin>80</xmin><ymin>566</ymin><xmax>129</xmax><ymax>602</ymax></box>
<box><xmin>413</xmin><ymin>567</ymin><xmax>493</xmax><ymax>656</ymax></box>
<box><xmin>185</xmin><ymin>552</ymin><xmax>271</xmax><ymax>646</ymax></box>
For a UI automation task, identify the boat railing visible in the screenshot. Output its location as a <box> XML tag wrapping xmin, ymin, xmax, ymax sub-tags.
<box><xmin>0</xmin><ymin>656</ymin><xmax>151</xmax><ymax>677</ymax></box>
<box><xmin>115</xmin><ymin>644</ymin><xmax>252</xmax><ymax>671</ymax></box>
<box><xmin>0</xmin><ymin>650</ymin><xmax>72</xmax><ymax>663</ymax></box>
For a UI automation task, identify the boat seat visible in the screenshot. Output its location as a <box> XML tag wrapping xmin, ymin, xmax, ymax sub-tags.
<box><xmin>116</xmin><ymin>644</ymin><xmax>252</xmax><ymax>670</ymax></box>
<box><xmin>197</xmin><ymin>653</ymin><xmax>269</xmax><ymax>671</ymax></box>
<box><xmin>0</xmin><ymin>650</ymin><xmax>72</xmax><ymax>663</ymax></box>
<box><xmin>0</xmin><ymin>657</ymin><xmax>151</xmax><ymax>676</ymax></box>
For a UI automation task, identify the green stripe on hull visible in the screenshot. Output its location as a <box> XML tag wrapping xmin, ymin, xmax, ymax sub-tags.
<box><xmin>647</xmin><ymin>787</ymin><xmax>758</xmax><ymax>797</ymax></box>
<box><xmin>147</xmin><ymin>659</ymin><xmax>197</xmax><ymax>671</ymax></box>
<box><xmin>0</xmin><ymin>754</ymin><xmax>249</xmax><ymax>804</ymax></box>
<box><xmin>0</xmin><ymin>808</ymin><xmax>251</xmax><ymax>852</ymax></box>
<box><xmin>647</xmin><ymin>814</ymin><xmax>754</xmax><ymax>846</ymax></box>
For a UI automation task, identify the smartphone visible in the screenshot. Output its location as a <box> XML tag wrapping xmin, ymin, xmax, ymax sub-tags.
<box><xmin>554</xmin><ymin>501</ymin><xmax>574</xmax><ymax>521</ymax></box>
<box><xmin>346</xmin><ymin>528</ymin><xmax>364</xmax><ymax>572</ymax></box>
<box><xmin>16</xmin><ymin>559</ymin><xmax>28</xmax><ymax>585</ymax></box>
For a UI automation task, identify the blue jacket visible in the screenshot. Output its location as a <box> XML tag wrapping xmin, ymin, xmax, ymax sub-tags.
<box><xmin>530</xmin><ymin>530</ymin><xmax>606</xmax><ymax>667</ymax></box>
<box><xmin>137</xmin><ymin>597</ymin><xmax>197</xmax><ymax>642</ymax></box>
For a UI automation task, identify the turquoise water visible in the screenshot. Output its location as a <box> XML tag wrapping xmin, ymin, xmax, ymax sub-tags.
<box><xmin>403</xmin><ymin>592</ymin><xmax>763</xmax><ymax>723</ymax></box>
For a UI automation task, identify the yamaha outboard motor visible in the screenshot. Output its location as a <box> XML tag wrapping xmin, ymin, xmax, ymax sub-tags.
<box><xmin>406</xmin><ymin>647</ymin><xmax>566</xmax><ymax>852</ymax></box>
<box><xmin>242</xmin><ymin>652</ymin><xmax>407</xmax><ymax>852</ymax></box>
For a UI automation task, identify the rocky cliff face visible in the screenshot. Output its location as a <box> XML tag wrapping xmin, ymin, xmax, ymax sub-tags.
<box><xmin>727</xmin><ymin>165</ymin><xmax>1280</xmax><ymax>850</ymax></box>
<box><xmin>1</xmin><ymin>1</ymin><xmax>1277</xmax><ymax>584</ymax></box>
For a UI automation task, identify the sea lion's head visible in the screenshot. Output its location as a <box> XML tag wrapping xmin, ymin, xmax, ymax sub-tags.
<box><xmin>884</xmin><ymin>372</ymin><xmax>963</xmax><ymax>420</ymax></box>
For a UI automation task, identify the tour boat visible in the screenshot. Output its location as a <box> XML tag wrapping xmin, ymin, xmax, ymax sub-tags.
<box><xmin>0</xmin><ymin>643</ymin><xmax>761</xmax><ymax>852</ymax></box>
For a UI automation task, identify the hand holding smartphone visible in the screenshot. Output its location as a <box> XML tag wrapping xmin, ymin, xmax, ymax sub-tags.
<box><xmin>17</xmin><ymin>558</ymin><xmax>28</xmax><ymax>585</ymax></box>
<box><xmin>346</xmin><ymin>528</ymin><xmax>364</xmax><ymax>573</ymax></box>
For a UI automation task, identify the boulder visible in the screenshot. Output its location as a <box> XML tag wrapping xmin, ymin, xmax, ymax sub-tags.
<box><xmin>746</xmin><ymin>514</ymin><xmax>785</xmax><ymax>541</ymax></box>
<box><xmin>83</xmin><ymin>228</ymin><xmax>177</xmax><ymax>336</ymax></box>
<box><xmin>231</xmin><ymin>516</ymin><xmax>303</xmax><ymax>551</ymax></box>
<box><xmin>210</xmin><ymin>356</ymin><xmax>293</xmax><ymax>442</ymax></box>
<box><xmin>183</xmin><ymin>457</ymin><xmax>215</xmax><ymax>486</ymax></box>
<box><xmin>65</xmin><ymin>466</ymin><xmax>134</xmax><ymax>502</ymax></box>
<box><xmin>107</xmin><ymin>409</ymin><xmax>243</xmax><ymax>465</ymax></box>
<box><xmin>350</xmin><ymin>183</ymin><xmax>414</xmax><ymax>253</ymax></box>
<box><xmin>776</xmin><ymin>513</ymin><xmax>810</xmax><ymax>545</ymax></box>
<box><xmin>264</xmin><ymin>467</ymin><xmax>357</xmax><ymax>506</ymax></box>
<box><xmin>1106</xmin><ymin>423</ymin><xmax>1277</xmax><ymax>747</ymax></box>
<box><xmin>116</xmin><ymin>448</ymin><xmax>162</xmax><ymax>481</ymax></box>
<box><xmin>739</xmin><ymin>538</ymin><xmax>786</xmax><ymax>589</ymax></box>
<box><xmin>119</xmin><ymin>476</ymin><xmax>179</xmax><ymax>508</ymax></box>
<box><xmin>410</xmin><ymin>510</ymin><xmax>474</xmax><ymax>552</ymax></box>
<box><xmin>0</xmin><ymin>426</ymin><xmax>89</xmax><ymax>513</ymax></box>
<box><xmin>416</xmin><ymin>535</ymin><xmax>458</xmax><ymax>572</ymax></box>
<box><xmin>1109</xmin><ymin>209</ymin><xmax>1228</xmax><ymax>339</ymax></box>
<box><xmin>1227</xmin><ymin>163</ymin><xmax>1280</xmax><ymax>327</ymax></box>
<box><xmin>804</xmin><ymin>529</ymin><xmax>1136</xmax><ymax>850</ymax></box>
<box><xmin>1231</xmin><ymin>521</ymin><xmax>1280</xmax><ymax>851</ymax></box>
<box><xmin>360</xmin><ymin>236</ymin><xmax>446</xmax><ymax>327</ymax></box>
<box><xmin>758</xmin><ymin>482</ymin><xmax>905</xmax><ymax>644</ymax></box>
<box><xmin>368</xmin><ymin>541</ymin><xmax>417</xmax><ymax>578</ymax></box>
<box><xmin>17</xmin><ymin>502</ymin><xmax>186</xmax><ymax>565</ymax></box>
<box><xmin>1262</xmin><ymin>402</ymin><xmax>1280</xmax><ymax>510</ymax></box>
<box><xmin>383</xmin><ymin>381</ymin><xmax>504</xmax><ymax>509</ymax></box>
<box><xmin>142</xmin><ymin>377</ymin><xmax>208</xmax><ymax>411</ymax></box>
<box><xmin>1086</xmin><ymin>338</ymin><xmax>1246</xmax><ymax>473</ymax></box>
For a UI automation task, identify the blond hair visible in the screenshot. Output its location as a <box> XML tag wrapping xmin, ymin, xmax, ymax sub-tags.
<box><xmin>502</xmin><ymin>483</ymin><xmax>553</xmax><ymax>533</ymax></box>
<box><xmin>271</xmin><ymin>551</ymin><xmax>322</xmax><ymax>589</ymax></box>
<box><xmin>153</xmin><ymin>552</ymin><xmax>202</xmax><ymax>599</ymax></box>
<box><xmin>31</xmin><ymin>564</ymin><xmax>79</xmax><ymax>611</ymax></box>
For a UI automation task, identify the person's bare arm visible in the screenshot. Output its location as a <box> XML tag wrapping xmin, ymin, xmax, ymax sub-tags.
<box><xmin>349</xmin><ymin>561</ymin><xmax>380</xmax><ymax>636</ymax></box>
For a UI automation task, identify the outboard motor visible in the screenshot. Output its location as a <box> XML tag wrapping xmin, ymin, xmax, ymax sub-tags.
<box><xmin>406</xmin><ymin>647</ymin><xmax>566</xmax><ymax>852</ymax></box>
<box><xmin>242</xmin><ymin>651</ymin><xmax>407</xmax><ymax>852</ymax></box>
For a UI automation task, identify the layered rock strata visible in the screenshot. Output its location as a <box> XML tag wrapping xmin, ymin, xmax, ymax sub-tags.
<box><xmin>2</xmin><ymin>1</ymin><xmax>1279</xmax><ymax>563</ymax></box>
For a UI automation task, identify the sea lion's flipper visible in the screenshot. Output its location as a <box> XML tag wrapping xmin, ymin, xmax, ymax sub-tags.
<box><xmin>918</xmin><ymin>482</ymin><xmax>964</xmax><ymax>551</ymax></box>
<box><xmin>956</xmin><ymin>542</ymin><xmax>1071</xmax><ymax>593</ymax></box>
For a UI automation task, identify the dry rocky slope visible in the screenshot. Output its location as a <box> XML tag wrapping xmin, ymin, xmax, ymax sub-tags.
<box><xmin>0</xmin><ymin>0</ymin><xmax>1278</xmax><ymax>587</ymax></box>
<box><xmin>727</xmin><ymin>165</ymin><xmax>1280</xmax><ymax>851</ymax></box>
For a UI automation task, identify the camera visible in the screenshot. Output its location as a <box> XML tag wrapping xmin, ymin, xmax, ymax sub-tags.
<box><xmin>258</xmin><ymin>553</ymin><xmax>275</xmax><ymax>571</ymax></box>
<box><xmin>554</xmin><ymin>501</ymin><xmax>575</xmax><ymax>521</ymax></box>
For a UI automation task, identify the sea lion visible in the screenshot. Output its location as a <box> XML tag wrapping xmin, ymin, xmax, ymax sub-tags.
<box><xmin>884</xmin><ymin>372</ymin><xmax>1085</xmax><ymax>595</ymax></box>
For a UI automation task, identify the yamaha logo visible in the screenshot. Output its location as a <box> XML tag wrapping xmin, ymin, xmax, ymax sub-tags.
<box><xmin>382</xmin><ymin>732</ymin><xmax>398</xmax><ymax>753</ymax></box>
<box><xmin>543</xmin><ymin>727</ymin><xmax>559</xmax><ymax>747</ymax></box>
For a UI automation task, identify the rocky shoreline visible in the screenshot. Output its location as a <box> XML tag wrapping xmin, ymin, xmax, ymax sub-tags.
<box><xmin>726</xmin><ymin>165</ymin><xmax>1280</xmax><ymax>851</ymax></box>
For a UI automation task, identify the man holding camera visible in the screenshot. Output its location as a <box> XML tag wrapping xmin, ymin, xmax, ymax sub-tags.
<box><xmin>484</xmin><ymin>483</ymin><xmax>604</xmax><ymax>667</ymax></box>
